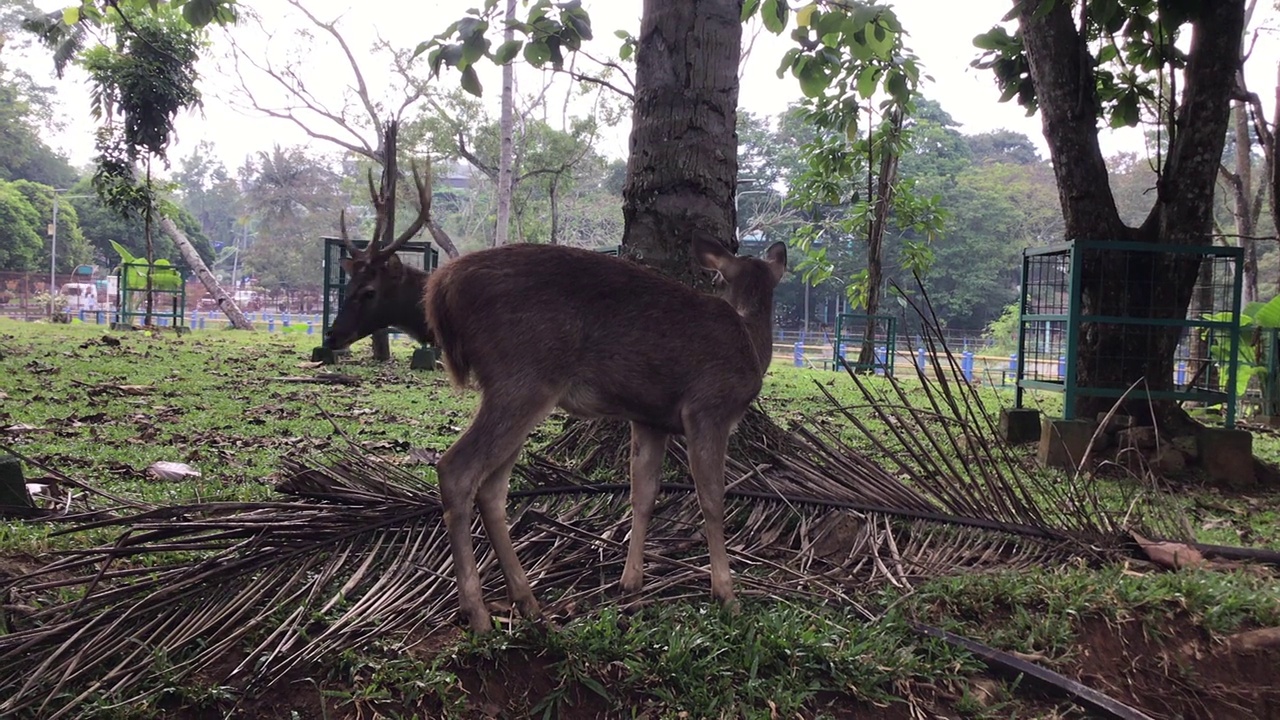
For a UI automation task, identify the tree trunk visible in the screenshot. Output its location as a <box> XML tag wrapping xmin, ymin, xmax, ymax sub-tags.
<box><xmin>621</xmin><ymin>0</ymin><xmax>742</xmax><ymax>286</ymax></box>
<box><xmin>426</xmin><ymin>221</ymin><xmax>461</xmax><ymax>260</ymax></box>
<box><xmin>159</xmin><ymin>215</ymin><xmax>254</xmax><ymax>330</ymax></box>
<box><xmin>1018</xmin><ymin>1</ymin><xmax>1243</xmax><ymax>431</ymax></box>
<box><xmin>493</xmin><ymin>0</ymin><xmax>517</xmax><ymax>247</ymax></box>
<box><xmin>858</xmin><ymin>109</ymin><xmax>902</xmax><ymax>370</ymax></box>
<box><xmin>1229</xmin><ymin>102</ymin><xmax>1259</xmax><ymax>303</ymax></box>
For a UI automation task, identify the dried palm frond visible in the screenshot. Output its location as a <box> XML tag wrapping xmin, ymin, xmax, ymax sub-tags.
<box><xmin>0</xmin><ymin>284</ymin><xmax>1187</xmax><ymax>718</ymax></box>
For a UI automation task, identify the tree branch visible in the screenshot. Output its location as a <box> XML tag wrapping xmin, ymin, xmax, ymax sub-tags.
<box><xmin>284</xmin><ymin>0</ymin><xmax>383</xmax><ymax>138</ymax></box>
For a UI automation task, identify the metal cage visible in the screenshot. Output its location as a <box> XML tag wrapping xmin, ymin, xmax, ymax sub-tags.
<box><xmin>1015</xmin><ymin>240</ymin><xmax>1243</xmax><ymax>427</ymax></box>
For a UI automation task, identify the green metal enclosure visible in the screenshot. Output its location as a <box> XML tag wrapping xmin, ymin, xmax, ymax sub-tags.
<box><xmin>833</xmin><ymin>313</ymin><xmax>897</xmax><ymax>377</ymax></box>
<box><xmin>1015</xmin><ymin>240</ymin><xmax>1243</xmax><ymax>427</ymax></box>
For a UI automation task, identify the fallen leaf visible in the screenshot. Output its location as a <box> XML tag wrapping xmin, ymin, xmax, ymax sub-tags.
<box><xmin>408</xmin><ymin>448</ymin><xmax>443</xmax><ymax>466</ymax></box>
<box><xmin>1131</xmin><ymin>531</ymin><xmax>1206</xmax><ymax>570</ymax></box>
<box><xmin>146</xmin><ymin>461</ymin><xmax>202</xmax><ymax>481</ymax></box>
<box><xmin>296</xmin><ymin>360</ymin><xmax>327</xmax><ymax>369</ymax></box>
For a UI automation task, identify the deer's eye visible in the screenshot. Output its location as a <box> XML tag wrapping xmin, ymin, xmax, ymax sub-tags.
<box><xmin>361</xmin><ymin>287</ymin><xmax>376</xmax><ymax>300</ymax></box>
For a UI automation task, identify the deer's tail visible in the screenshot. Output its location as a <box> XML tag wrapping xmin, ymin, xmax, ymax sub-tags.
<box><xmin>425</xmin><ymin>269</ymin><xmax>471</xmax><ymax>389</ymax></box>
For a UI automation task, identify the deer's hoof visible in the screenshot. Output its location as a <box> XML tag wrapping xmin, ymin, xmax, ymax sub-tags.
<box><xmin>515</xmin><ymin>595</ymin><xmax>543</xmax><ymax>621</ymax></box>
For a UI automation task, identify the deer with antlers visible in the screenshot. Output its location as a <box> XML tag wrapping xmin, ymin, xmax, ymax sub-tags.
<box><xmin>323</xmin><ymin>121</ymin><xmax>437</xmax><ymax>353</ymax></box>
<box><xmin>328</xmin><ymin>126</ymin><xmax>788</xmax><ymax>634</ymax></box>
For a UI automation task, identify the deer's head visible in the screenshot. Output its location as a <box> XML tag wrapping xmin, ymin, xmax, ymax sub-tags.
<box><xmin>325</xmin><ymin>123</ymin><xmax>434</xmax><ymax>350</ymax></box>
<box><xmin>692</xmin><ymin>236</ymin><xmax>788</xmax><ymax>317</ymax></box>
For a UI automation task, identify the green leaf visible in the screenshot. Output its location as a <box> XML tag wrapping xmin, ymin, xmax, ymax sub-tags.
<box><xmin>741</xmin><ymin>0</ymin><xmax>762</xmax><ymax>22</ymax></box>
<box><xmin>524</xmin><ymin>40</ymin><xmax>551</xmax><ymax>66</ymax></box>
<box><xmin>761</xmin><ymin>0</ymin><xmax>788</xmax><ymax>33</ymax></box>
<box><xmin>796</xmin><ymin>3</ymin><xmax>817</xmax><ymax>27</ymax></box>
<box><xmin>797</xmin><ymin>60</ymin><xmax>829</xmax><ymax>98</ymax></box>
<box><xmin>460</xmin><ymin>66</ymin><xmax>483</xmax><ymax>96</ymax></box>
<box><xmin>972</xmin><ymin>28</ymin><xmax>1010</xmax><ymax>51</ymax></box>
<box><xmin>1252</xmin><ymin>295</ymin><xmax>1280</xmax><ymax>328</ymax></box>
<box><xmin>181</xmin><ymin>0</ymin><xmax>215</xmax><ymax>28</ymax></box>
<box><xmin>886</xmin><ymin>71</ymin><xmax>909</xmax><ymax>106</ymax></box>
<box><xmin>493</xmin><ymin>39</ymin><xmax>523</xmax><ymax>64</ymax></box>
<box><xmin>855</xmin><ymin>65</ymin><xmax>879</xmax><ymax>99</ymax></box>
<box><xmin>62</xmin><ymin>5</ymin><xmax>80</xmax><ymax>25</ymax></box>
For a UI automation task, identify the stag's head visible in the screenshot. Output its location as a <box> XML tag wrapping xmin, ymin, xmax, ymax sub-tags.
<box><xmin>325</xmin><ymin>126</ymin><xmax>434</xmax><ymax>350</ymax></box>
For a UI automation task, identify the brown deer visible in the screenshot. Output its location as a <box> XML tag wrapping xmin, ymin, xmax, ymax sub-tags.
<box><xmin>428</xmin><ymin>238</ymin><xmax>787</xmax><ymax>632</ymax></box>
<box><xmin>324</xmin><ymin>122</ymin><xmax>436</xmax><ymax>352</ymax></box>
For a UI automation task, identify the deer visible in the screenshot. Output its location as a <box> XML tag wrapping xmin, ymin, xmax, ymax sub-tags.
<box><xmin>426</xmin><ymin>237</ymin><xmax>787</xmax><ymax>633</ymax></box>
<box><xmin>326</xmin><ymin>130</ymin><xmax>788</xmax><ymax>634</ymax></box>
<box><xmin>323</xmin><ymin>121</ymin><xmax>436</xmax><ymax>353</ymax></box>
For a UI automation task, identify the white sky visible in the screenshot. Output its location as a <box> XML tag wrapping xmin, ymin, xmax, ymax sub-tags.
<box><xmin>16</xmin><ymin>0</ymin><xmax>1280</xmax><ymax>174</ymax></box>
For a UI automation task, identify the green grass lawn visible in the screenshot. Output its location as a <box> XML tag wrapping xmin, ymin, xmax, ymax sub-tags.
<box><xmin>1</xmin><ymin>319</ymin><xmax>1278</xmax><ymax>719</ymax></box>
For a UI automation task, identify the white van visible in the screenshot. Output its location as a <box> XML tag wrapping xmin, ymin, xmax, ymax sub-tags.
<box><xmin>60</xmin><ymin>283</ymin><xmax>99</xmax><ymax>313</ymax></box>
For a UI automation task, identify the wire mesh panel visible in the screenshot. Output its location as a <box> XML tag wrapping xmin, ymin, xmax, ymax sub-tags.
<box><xmin>317</xmin><ymin>237</ymin><xmax>439</xmax><ymax>340</ymax></box>
<box><xmin>833</xmin><ymin>313</ymin><xmax>897</xmax><ymax>377</ymax></box>
<box><xmin>1016</xmin><ymin>241</ymin><xmax>1243</xmax><ymax>427</ymax></box>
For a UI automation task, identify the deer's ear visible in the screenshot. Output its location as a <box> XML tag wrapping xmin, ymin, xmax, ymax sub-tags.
<box><xmin>764</xmin><ymin>242</ymin><xmax>788</xmax><ymax>282</ymax></box>
<box><xmin>383</xmin><ymin>252</ymin><xmax>403</xmax><ymax>270</ymax></box>
<box><xmin>692</xmin><ymin>236</ymin><xmax>734</xmax><ymax>273</ymax></box>
<box><xmin>339</xmin><ymin>258</ymin><xmax>355</xmax><ymax>275</ymax></box>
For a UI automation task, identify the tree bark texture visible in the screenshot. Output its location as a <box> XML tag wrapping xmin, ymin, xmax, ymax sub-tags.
<box><xmin>1017</xmin><ymin>0</ymin><xmax>1244</xmax><ymax>427</ymax></box>
<box><xmin>494</xmin><ymin>0</ymin><xmax>517</xmax><ymax>247</ymax></box>
<box><xmin>159</xmin><ymin>215</ymin><xmax>254</xmax><ymax>330</ymax></box>
<box><xmin>621</xmin><ymin>0</ymin><xmax>743</xmax><ymax>287</ymax></box>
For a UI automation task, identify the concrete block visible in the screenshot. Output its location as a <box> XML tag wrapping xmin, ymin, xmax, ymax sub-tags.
<box><xmin>999</xmin><ymin>408</ymin><xmax>1042</xmax><ymax>444</ymax></box>
<box><xmin>0</xmin><ymin>455</ymin><xmax>32</xmax><ymax>510</ymax></box>
<box><xmin>1152</xmin><ymin>447</ymin><xmax>1187</xmax><ymax>476</ymax></box>
<box><xmin>411</xmin><ymin>345</ymin><xmax>441</xmax><ymax>371</ymax></box>
<box><xmin>1197</xmin><ymin>428</ymin><xmax>1255</xmax><ymax>489</ymax></box>
<box><xmin>1037</xmin><ymin>418</ymin><xmax>1099</xmax><ymax>470</ymax></box>
<box><xmin>1117</xmin><ymin>426</ymin><xmax>1159</xmax><ymax>450</ymax></box>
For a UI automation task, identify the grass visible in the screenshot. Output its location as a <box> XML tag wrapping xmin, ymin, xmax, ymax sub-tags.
<box><xmin>2</xmin><ymin>319</ymin><xmax>1279</xmax><ymax>718</ymax></box>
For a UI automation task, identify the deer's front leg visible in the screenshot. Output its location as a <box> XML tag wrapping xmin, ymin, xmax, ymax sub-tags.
<box><xmin>621</xmin><ymin>422</ymin><xmax>668</xmax><ymax>596</ymax></box>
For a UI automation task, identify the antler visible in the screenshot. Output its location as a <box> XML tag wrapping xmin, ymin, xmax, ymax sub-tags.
<box><xmin>337</xmin><ymin>209</ymin><xmax>362</xmax><ymax>258</ymax></box>
<box><xmin>336</xmin><ymin>120</ymin><xmax>433</xmax><ymax>262</ymax></box>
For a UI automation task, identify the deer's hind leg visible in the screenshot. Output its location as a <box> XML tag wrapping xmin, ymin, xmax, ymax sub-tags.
<box><xmin>476</xmin><ymin>446</ymin><xmax>541</xmax><ymax>620</ymax></box>
<box><xmin>437</xmin><ymin>389</ymin><xmax>557</xmax><ymax>633</ymax></box>
<box><xmin>682</xmin><ymin>408</ymin><xmax>737</xmax><ymax>610</ymax></box>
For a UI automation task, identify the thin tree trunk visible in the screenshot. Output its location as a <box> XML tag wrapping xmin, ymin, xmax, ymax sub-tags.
<box><xmin>426</xmin><ymin>221</ymin><xmax>461</xmax><ymax>260</ymax></box>
<box><xmin>858</xmin><ymin>109</ymin><xmax>902</xmax><ymax>370</ymax></box>
<box><xmin>621</xmin><ymin>0</ymin><xmax>741</xmax><ymax>286</ymax></box>
<box><xmin>549</xmin><ymin>176</ymin><xmax>560</xmax><ymax>245</ymax></box>
<box><xmin>144</xmin><ymin>161</ymin><xmax>155</xmax><ymax>327</ymax></box>
<box><xmin>1231</xmin><ymin>103</ymin><xmax>1259</xmax><ymax>303</ymax></box>
<box><xmin>493</xmin><ymin>0</ymin><xmax>517</xmax><ymax>247</ymax></box>
<box><xmin>159</xmin><ymin>215</ymin><xmax>254</xmax><ymax>330</ymax></box>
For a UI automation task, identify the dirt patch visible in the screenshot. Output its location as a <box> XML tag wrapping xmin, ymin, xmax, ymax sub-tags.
<box><xmin>1071</xmin><ymin>614</ymin><xmax>1280</xmax><ymax>719</ymax></box>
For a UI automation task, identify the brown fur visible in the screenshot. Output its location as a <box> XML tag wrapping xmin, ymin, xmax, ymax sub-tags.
<box><xmin>425</xmin><ymin>243</ymin><xmax>781</xmax><ymax>432</ymax></box>
<box><xmin>423</xmin><ymin>239</ymin><xmax>787</xmax><ymax>633</ymax></box>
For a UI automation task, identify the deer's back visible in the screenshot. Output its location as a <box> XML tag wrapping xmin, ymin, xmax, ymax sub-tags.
<box><xmin>426</xmin><ymin>244</ymin><xmax>767</xmax><ymax>433</ymax></box>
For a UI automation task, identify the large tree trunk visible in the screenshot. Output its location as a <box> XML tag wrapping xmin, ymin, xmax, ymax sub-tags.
<box><xmin>493</xmin><ymin>0</ymin><xmax>517</xmax><ymax>247</ymax></box>
<box><xmin>621</xmin><ymin>0</ymin><xmax>742</xmax><ymax>286</ymax></box>
<box><xmin>159</xmin><ymin>215</ymin><xmax>254</xmax><ymax>330</ymax></box>
<box><xmin>1017</xmin><ymin>1</ymin><xmax>1243</xmax><ymax>431</ymax></box>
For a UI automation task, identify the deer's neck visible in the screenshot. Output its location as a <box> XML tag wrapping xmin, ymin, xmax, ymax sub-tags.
<box><xmin>736</xmin><ymin>299</ymin><xmax>776</xmax><ymax>376</ymax></box>
<box><xmin>388</xmin><ymin>265</ymin><xmax>434</xmax><ymax>344</ymax></box>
